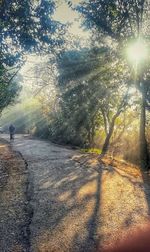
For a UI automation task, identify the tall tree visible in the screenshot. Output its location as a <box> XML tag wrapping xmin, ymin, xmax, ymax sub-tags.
<box><xmin>57</xmin><ymin>47</ymin><xmax>131</xmax><ymax>150</ymax></box>
<box><xmin>75</xmin><ymin>0</ymin><xmax>150</xmax><ymax>169</ymax></box>
<box><xmin>0</xmin><ymin>0</ymin><xmax>65</xmax><ymax>64</ymax></box>
<box><xmin>0</xmin><ymin>0</ymin><xmax>65</xmax><ymax>112</ymax></box>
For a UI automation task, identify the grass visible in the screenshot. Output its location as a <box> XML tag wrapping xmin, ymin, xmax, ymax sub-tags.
<box><xmin>80</xmin><ymin>148</ymin><xmax>102</xmax><ymax>154</ymax></box>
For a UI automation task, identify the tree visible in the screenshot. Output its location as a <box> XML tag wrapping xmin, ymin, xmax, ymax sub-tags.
<box><xmin>75</xmin><ymin>0</ymin><xmax>150</xmax><ymax>169</ymax></box>
<box><xmin>0</xmin><ymin>0</ymin><xmax>65</xmax><ymax>63</ymax></box>
<box><xmin>0</xmin><ymin>65</ymin><xmax>21</xmax><ymax>115</ymax></box>
<box><xmin>56</xmin><ymin>46</ymin><xmax>131</xmax><ymax>150</ymax></box>
<box><xmin>0</xmin><ymin>0</ymin><xmax>65</xmax><ymax>112</ymax></box>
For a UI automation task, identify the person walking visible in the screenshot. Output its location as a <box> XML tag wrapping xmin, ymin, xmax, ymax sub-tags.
<box><xmin>9</xmin><ymin>124</ymin><xmax>15</xmax><ymax>140</ymax></box>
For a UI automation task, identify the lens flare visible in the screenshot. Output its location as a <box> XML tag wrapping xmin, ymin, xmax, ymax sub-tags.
<box><xmin>127</xmin><ymin>40</ymin><xmax>147</xmax><ymax>63</ymax></box>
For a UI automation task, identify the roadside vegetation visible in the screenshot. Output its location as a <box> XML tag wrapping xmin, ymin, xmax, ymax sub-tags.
<box><xmin>0</xmin><ymin>1</ymin><xmax>150</xmax><ymax>169</ymax></box>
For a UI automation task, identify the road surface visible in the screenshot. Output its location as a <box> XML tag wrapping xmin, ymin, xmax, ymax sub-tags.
<box><xmin>1</xmin><ymin>134</ymin><xmax>150</xmax><ymax>252</ymax></box>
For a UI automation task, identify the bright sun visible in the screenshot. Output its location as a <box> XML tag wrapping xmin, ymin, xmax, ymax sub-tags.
<box><xmin>127</xmin><ymin>40</ymin><xmax>148</xmax><ymax>64</ymax></box>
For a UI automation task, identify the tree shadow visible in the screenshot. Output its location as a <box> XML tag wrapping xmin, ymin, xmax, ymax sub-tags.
<box><xmin>103</xmin><ymin>159</ymin><xmax>150</xmax><ymax>220</ymax></box>
<box><xmin>28</xmin><ymin>151</ymin><xmax>104</xmax><ymax>251</ymax></box>
<box><xmin>72</xmin><ymin>169</ymin><xmax>102</xmax><ymax>252</ymax></box>
<box><xmin>103</xmin><ymin>157</ymin><xmax>150</xmax><ymax>211</ymax></box>
<box><xmin>139</xmin><ymin>169</ymin><xmax>150</xmax><ymax>215</ymax></box>
<box><xmin>23</xmin><ymin>145</ymin><xmax>150</xmax><ymax>252</ymax></box>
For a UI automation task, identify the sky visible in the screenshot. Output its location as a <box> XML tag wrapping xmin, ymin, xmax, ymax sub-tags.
<box><xmin>54</xmin><ymin>0</ymin><xmax>89</xmax><ymax>38</ymax></box>
<box><xmin>53</xmin><ymin>1</ymin><xmax>89</xmax><ymax>38</ymax></box>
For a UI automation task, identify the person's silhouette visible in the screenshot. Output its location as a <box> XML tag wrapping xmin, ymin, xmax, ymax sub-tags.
<box><xmin>9</xmin><ymin>124</ymin><xmax>15</xmax><ymax>140</ymax></box>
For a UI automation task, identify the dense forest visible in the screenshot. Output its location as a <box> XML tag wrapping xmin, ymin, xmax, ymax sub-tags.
<box><xmin>1</xmin><ymin>0</ymin><xmax>150</xmax><ymax>170</ymax></box>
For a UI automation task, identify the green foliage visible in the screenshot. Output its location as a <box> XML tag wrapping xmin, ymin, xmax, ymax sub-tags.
<box><xmin>57</xmin><ymin>47</ymin><xmax>108</xmax><ymax>85</ymax></box>
<box><xmin>76</xmin><ymin>1</ymin><xmax>150</xmax><ymax>40</ymax></box>
<box><xmin>0</xmin><ymin>64</ymin><xmax>21</xmax><ymax>113</ymax></box>
<box><xmin>0</xmin><ymin>0</ymin><xmax>65</xmax><ymax>66</ymax></box>
<box><xmin>47</xmin><ymin>46</ymin><xmax>131</xmax><ymax>149</ymax></box>
<box><xmin>68</xmin><ymin>0</ymin><xmax>150</xmax><ymax>166</ymax></box>
<box><xmin>0</xmin><ymin>0</ymin><xmax>66</xmax><ymax>113</ymax></box>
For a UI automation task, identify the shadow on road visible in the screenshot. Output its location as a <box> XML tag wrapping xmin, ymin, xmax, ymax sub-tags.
<box><xmin>140</xmin><ymin>169</ymin><xmax>150</xmax><ymax>215</ymax></box>
<box><xmin>72</xmin><ymin>169</ymin><xmax>102</xmax><ymax>252</ymax></box>
<box><xmin>30</xmin><ymin>153</ymin><xmax>103</xmax><ymax>252</ymax></box>
<box><xmin>3</xmin><ymin>135</ymin><xmax>150</xmax><ymax>252</ymax></box>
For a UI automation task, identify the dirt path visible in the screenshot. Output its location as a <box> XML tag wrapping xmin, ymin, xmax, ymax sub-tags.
<box><xmin>1</xmin><ymin>134</ymin><xmax>150</xmax><ymax>252</ymax></box>
<box><xmin>0</xmin><ymin>139</ymin><xmax>31</xmax><ymax>252</ymax></box>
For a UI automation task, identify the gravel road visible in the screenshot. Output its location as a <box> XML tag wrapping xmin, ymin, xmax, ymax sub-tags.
<box><xmin>1</xmin><ymin>134</ymin><xmax>150</xmax><ymax>252</ymax></box>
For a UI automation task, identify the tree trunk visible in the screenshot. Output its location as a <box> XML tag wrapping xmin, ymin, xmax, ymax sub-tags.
<box><xmin>140</xmin><ymin>83</ymin><xmax>149</xmax><ymax>170</ymax></box>
<box><xmin>101</xmin><ymin>115</ymin><xmax>116</xmax><ymax>154</ymax></box>
<box><xmin>100</xmin><ymin>88</ymin><xmax>129</xmax><ymax>156</ymax></box>
<box><xmin>88</xmin><ymin>130</ymin><xmax>92</xmax><ymax>147</ymax></box>
<box><xmin>101</xmin><ymin>108</ymin><xmax>109</xmax><ymax>135</ymax></box>
<box><xmin>91</xmin><ymin>122</ymin><xmax>95</xmax><ymax>147</ymax></box>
